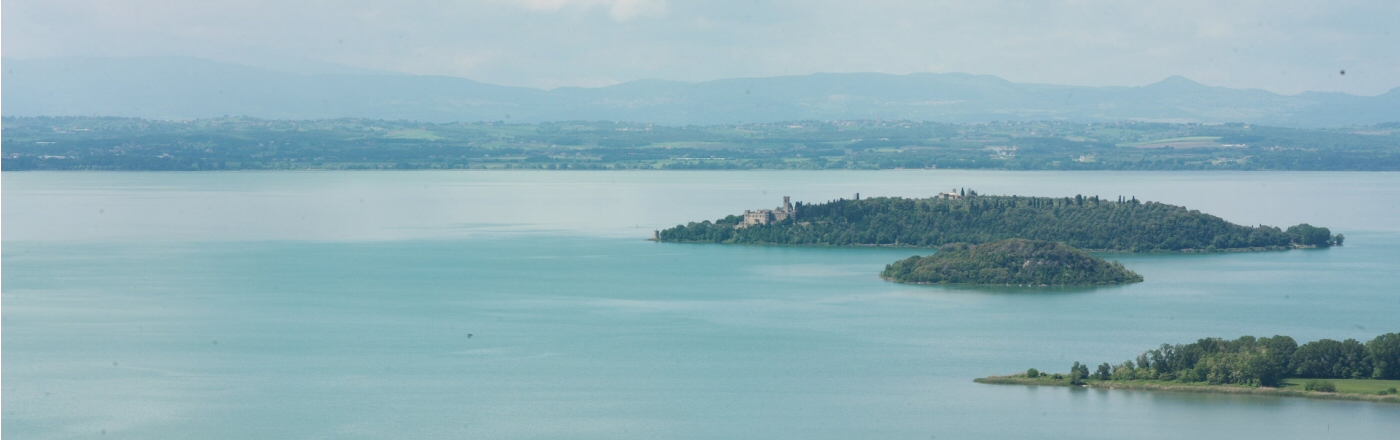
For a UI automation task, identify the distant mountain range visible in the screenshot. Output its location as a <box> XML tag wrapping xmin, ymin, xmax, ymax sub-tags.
<box><xmin>4</xmin><ymin>56</ymin><xmax>1397</xmax><ymax>127</ymax></box>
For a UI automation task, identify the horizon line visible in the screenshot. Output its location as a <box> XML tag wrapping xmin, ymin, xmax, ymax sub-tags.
<box><xmin>6</xmin><ymin>55</ymin><xmax>1396</xmax><ymax>98</ymax></box>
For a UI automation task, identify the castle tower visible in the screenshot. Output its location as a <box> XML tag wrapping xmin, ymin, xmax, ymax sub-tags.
<box><xmin>783</xmin><ymin>196</ymin><xmax>792</xmax><ymax>212</ymax></box>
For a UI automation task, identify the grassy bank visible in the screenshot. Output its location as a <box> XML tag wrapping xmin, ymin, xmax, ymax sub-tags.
<box><xmin>975</xmin><ymin>374</ymin><xmax>1400</xmax><ymax>404</ymax></box>
<box><xmin>1281</xmin><ymin>378</ymin><xmax>1400</xmax><ymax>395</ymax></box>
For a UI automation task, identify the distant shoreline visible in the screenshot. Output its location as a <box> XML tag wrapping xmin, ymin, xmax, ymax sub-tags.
<box><xmin>975</xmin><ymin>375</ymin><xmax>1400</xmax><ymax>404</ymax></box>
<box><xmin>8</xmin><ymin>117</ymin><xmax>1400</xmax><ymax>172</ymax></box>
<box><xmin>9</xmin><ymin>168</ymin><xmax>1400</xmax><ymax>173</ymax></box>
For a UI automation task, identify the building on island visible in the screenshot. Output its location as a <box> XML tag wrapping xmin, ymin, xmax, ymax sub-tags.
<box><xmin>936</xmin><ymin>188</ymin><xmax>963</xmax><ymax>199</ymax></box>
<box><xmin>739</xmin><ymin>196</ymin><xmax>795</xmax><ymax>228</ymax></box>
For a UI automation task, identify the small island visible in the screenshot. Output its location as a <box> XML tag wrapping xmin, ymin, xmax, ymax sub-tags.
<box><xmin>976</xmin><ymin>333</ymin><xmax>1400</xmax><ymax>404</ymax></box>
<box><xmin>881</xmin><ymin>239</ymin><xmax>1143</xmax><ymax>286</ymax></box>
<box><xmin>658</xmin><ymin>192</ymin><xmax>1344</xmax><ymax>252</ymax></box>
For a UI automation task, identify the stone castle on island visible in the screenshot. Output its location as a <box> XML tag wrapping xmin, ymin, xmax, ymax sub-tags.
<box><xmin>651</xmin><ymin>196</ymin><xmax>796</xmax><ymax>240</ymax></box>
<box><xmin>737</xmin><ymin>190</ymin><xmax>968</xmax><ymax>228</ymax></box>
<box><xmin>739</xmin><ymin>196</ymin><xmax>795</xmax><ymax>228</ymax></box>
<box><xmin>652</xmin><ymin>191</ymin><xmax>975</xmax><ymax>239</ymax></box>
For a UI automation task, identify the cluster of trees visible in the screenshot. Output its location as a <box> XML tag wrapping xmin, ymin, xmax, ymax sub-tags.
<box><xmin>880</xmin><ymin>239</ymin><xmax>1142</xmax><ymax>286</ymax></box>
<box><xmin>6</xmin><ymin>117</ymin><xmax>1399</xmax><ymax>171</ymax></box>
<box><xmin>659</xmin><ymin>194</ymin><xmax>1341</xmax><ymax>251</ymax></box>
<box><xmin>1286</xmin><ymin>223</ymin><xmax>1343</xmax><ymax>247</ymax></box>
<box><xmin>1043</xmin><ymin>333</ymin><xmax>1400</xmax><ymax>387</ymax></box>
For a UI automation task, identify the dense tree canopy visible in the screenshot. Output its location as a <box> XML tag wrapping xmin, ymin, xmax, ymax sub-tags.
<box><xmin>880</xmin><ymin>239</ymin><xmax>1142</xmax><ymax>286</ymax></box>
<box><xmin>1286</xmin><ymin>223</ymin><xmax>1337</xmax><ymax>247</ymax></box>
<box><xmin>660</xmin><ymin>194</ymin><xmax>1340</xmax><ymax>252</ymax></box>
<box><xmin>1292</xmin><ymin>338</ymin><xmax>1371</xmax><ymax>379</ymax></box>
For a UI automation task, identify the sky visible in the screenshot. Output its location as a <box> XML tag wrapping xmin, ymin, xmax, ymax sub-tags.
<box><xmin>4</xmin><ymin>0</ymin><xmax>1398</xmax><ymax>95</ymax></box>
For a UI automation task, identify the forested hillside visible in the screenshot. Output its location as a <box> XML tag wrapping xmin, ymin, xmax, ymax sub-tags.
<box><xmin>658</xmin><ymin>194</ymin><xmax>1340</xmax><ymax>252</ymax></box>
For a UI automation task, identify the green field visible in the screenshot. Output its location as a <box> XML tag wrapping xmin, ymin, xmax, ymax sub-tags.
<box><xmin>1282</xmin><ymin>378</ymin><xmax>1400</xmax><ymax>394</ymax></box>
<box><xmin>649</xmin><ymin>141</ymin><xmax>734</xmax><ymax>149</ymax></box>
<box><xmin>385</xmin><ymin>129</ymin><xmax>444</xmax><ymax>140</ymax></box>
<box><xmin>1118</xmin><ymin>136</ymin><xmax>1221</xmax><ymax>147</ymax></box>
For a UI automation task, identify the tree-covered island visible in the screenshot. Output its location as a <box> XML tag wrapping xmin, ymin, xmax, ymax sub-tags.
<box><xmin>977</xmin><ymin>333</ymin><xmax>1400</xmax><ymax>404</ymax></box>
<box><xmin>658</xmin><ymin>193</ymin><xmax>1343</xmax><ymax>252</ymax></box>
<box><xmin>881</xmin><ymin>239</ymin><xmax>1142</xmax><ymax>286</ymax></box>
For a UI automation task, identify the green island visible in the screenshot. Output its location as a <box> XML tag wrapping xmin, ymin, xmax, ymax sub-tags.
<box><xmin>658</xmin><ymin>193</ymin><xmax>1341</xmax><ymax>252</ymax></box>
<box><xmin>881</xmin><ymin>239</ymin><xmax>1142</xmax><ymax>286</ymax></box>
<box><xmin>976</xmin><ymin>333</ymin><xmax>1400</xmax><ymax>404</ymax></box>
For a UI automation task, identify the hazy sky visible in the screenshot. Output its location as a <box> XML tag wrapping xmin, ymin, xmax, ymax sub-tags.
<box><xmin>4</xmin><ymin>0</ymin><xmax>1398</xmax><ymax>95</ymax></box>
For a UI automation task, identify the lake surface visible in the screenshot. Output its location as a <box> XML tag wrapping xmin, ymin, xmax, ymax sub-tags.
<box><xmin>5</xmin><ymin>170</ymin><xmax>1400</xmax><ymax>439</ymax></box>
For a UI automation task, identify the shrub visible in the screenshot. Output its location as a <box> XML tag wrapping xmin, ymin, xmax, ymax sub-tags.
<box><xmin>1067</xmin><ymin>362</ymin><xmax>1091</xmax><ymax>385</ymax></box>
<box><xmin>1111</xmin><ymin>361</ymin><xmax>1136</xmax><ymax>381</ymax></box>
<box><xmin>1303</xmin><ymin>379</ymin><xmax>1336</xmax><ymax>392</ymax></box>
<box><xmin>1026</xmin><ymin>368</ymin><xmax>1040</xmax><ymax>378</ymax></box>
<box><xmin>1177</xmin><ymin>367</ymin><xmax>1205</xmax><ymax>383</ymax></box>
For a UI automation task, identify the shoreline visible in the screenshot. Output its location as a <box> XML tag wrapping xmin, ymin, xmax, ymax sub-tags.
<box><xmin>975</xmin><ymin>375</ymin><xmax>1400</xmax><ymax>404</ymax></box>
<box><xmin>653</xmin><ymin>239</ymin><xmax>1304</xmax><ymax>254</ymax></box>
<box><xmin>877</xmin><ymin>275</ymin><xmax>1134</xmax><ymax>287</ymax></box>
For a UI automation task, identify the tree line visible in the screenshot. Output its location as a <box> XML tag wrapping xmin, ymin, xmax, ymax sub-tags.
<box><xmin>1033</xmin><ymin>333</ymin><xmax>1400</xmax><ymax>388</ymax></box>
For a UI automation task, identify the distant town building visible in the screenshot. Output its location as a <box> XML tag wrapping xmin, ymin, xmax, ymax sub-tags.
<box><xmin>739</xmin><ymin>196</ymin><xmax>795</xmax><ymax>228</ymax></box>
<box><xmin>936</xmin><ymin>188</ymin><xmax>963</xmax><ymax>199</ymax></box>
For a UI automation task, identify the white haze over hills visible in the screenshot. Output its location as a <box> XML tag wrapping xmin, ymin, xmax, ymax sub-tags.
<box><xmin>4</xmin><ymin>56</ymin><xmax>1397</xmax><ymax>127</ymax></box>
<box><xmin>6</xmin><ymin>1</ymin><xmax>1398</xmax><ymax>95</ymax></box>
<box><xmin>6</xmin><ymin>1</ymin><xmax>1397</xmax><ymax>126</ymax></box>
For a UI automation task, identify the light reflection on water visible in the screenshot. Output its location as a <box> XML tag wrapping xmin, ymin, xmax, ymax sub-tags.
<box><xmin>4</xmin><ymin>170</ymin><xmax>1399</xmax><ymax>242</ymax></box>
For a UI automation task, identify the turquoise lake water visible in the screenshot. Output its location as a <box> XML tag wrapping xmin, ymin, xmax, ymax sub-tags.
<box><xmin>4</xmin><ymin>171</ymin><xmax>1400</xmax><ymax>439</ymax></box>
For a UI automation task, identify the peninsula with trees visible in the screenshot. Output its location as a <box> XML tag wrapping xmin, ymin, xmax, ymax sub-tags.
<box><xmin>976</xmin><ymin>333</ymin><xmax>1400</xmax><ymax>404</ymax></box>
<box><xmin>881</xmin><ymin>239</ymin><xmax>1143</xmax><ymax>286</ymax></box>
<box><xmin>658</xmin><ymin>192</ymin><xmax>1342</xmax><ymax>252</ymax></box>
